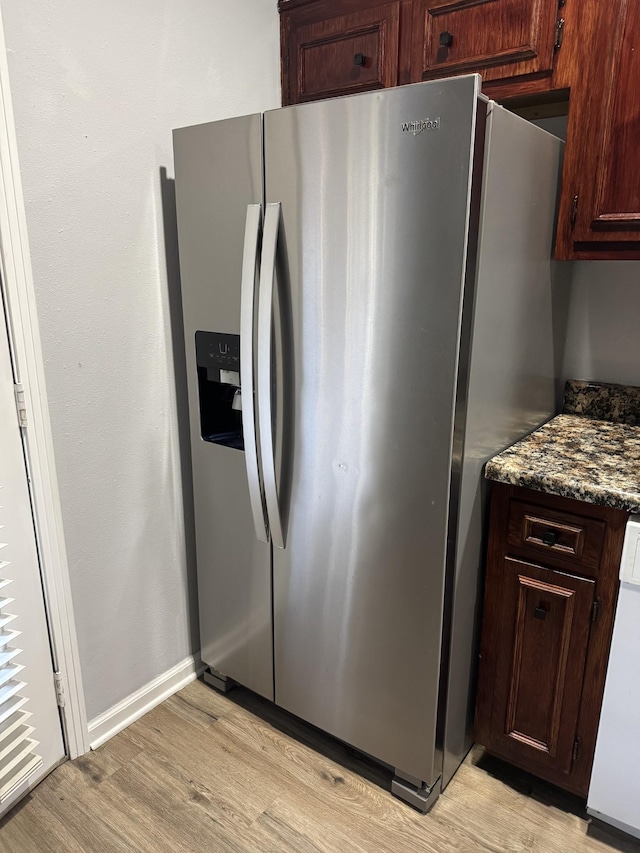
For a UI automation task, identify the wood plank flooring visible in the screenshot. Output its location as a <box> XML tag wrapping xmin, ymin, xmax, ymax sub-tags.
<box><xmin>1</xmin><ymin>678</ymin><xmax>638</xmax><ymax>852</ymax></box>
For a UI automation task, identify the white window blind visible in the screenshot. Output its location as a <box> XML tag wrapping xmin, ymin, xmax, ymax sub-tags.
<box><xmin>0</xmin><ymin>493</ymin><xmax>42</xmax><ymax>802</ymax></box>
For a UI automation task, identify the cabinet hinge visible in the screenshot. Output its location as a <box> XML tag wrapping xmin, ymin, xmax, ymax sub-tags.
<box><xmin>54</xmin><ymin>672</ymin><xmax>66</xmax><ymax>708</ymax></box>
<box><xmin>570</xmin><ymin>195</ymin><xmax>579</xmax><ymax>229</ymax></box>
<box><xmin>572</xmin><ymin>736</ymin><xmax>582</xmax><ymax>762</ymax></box>
<box><xmin>591</xmin><ymin>597</ymin><xmax>602</xmax><ymax>624</ymax></box>
<box><xmin>14</xmin><ymin>382</ymin><xmax>27</xmax><ymax>429</ymax></box>
<box><xmin>554</xmin><ymin>17</ymin><xmax>565</xmax><ymax>51</ymax></box>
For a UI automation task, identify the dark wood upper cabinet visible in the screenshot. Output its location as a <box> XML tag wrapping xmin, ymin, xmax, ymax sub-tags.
<box><xmin>279</xmin><ymin>0</ymin><xmax>563</xmax><ymax>105</ymax></box>
<box><xmin>280</xmin><ymin>0</ymin><xmax>640</xmax><ymax>259</ymax></box>
<box><xmin>556</xmin><ymin>0</ymin><xmax>640</xmax><ymax>259</ymax></box>
<box><xmin>280</xmin><ymin>1</ymin><xmax>402</xmax><ymax>105</ymax></box>
<box><xmin>411</xmin><ymin>0</ymin><xmax>559</xmax><ymax>89</ymax></box>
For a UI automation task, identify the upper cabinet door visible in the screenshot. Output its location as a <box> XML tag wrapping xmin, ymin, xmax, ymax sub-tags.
<box><xmin>558</xmin><ymin>0</ymin><xmax>640</xmax><ymax>258</ymax></box>
<box><xmin>411</xmin><ymin>0</ymin><xmax>559</xmax><ymax>86</ymax></box>
<box><xmin>282</xmin><ymin>2</ymin><xmax>401</xmax><ymax>105</ymax></box>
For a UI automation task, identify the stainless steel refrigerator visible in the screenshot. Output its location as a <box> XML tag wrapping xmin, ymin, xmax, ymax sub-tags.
<box><xmin>173</xmin><ymin>74</ymin><xmax>563</xmax><ymax>811</ymax></box>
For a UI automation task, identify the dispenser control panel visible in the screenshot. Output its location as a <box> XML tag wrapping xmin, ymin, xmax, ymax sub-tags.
<box><xmin>194</xmin><ymin>331</ymin><xmax>243</xmax><ymax>450</ymax></box>
<box><xmin>195</xmin><ymin>331</ymin><xmax>240</xmax><ymax>382</ymax></box>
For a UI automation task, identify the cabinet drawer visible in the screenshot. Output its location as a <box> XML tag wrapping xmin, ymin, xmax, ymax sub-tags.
<box><xmin>507</xmin><ymin>500</ymin><xmax>605</xmax><ymax>573</ymax></box>
<box><xmin>286</xmin><ymin>3</ymin><xmax>400</xmax><ymax>104</ymax></box>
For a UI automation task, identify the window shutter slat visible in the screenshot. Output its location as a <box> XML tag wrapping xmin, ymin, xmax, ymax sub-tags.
<box><xmin>0</xmin><ymin>629</ymin><xmax>20</xmax><ymax>651</ymax></box>
<box><xmin>0</xmin><ymin>663</ymin><xmax>24</xmax><ymax>690</ymax></box>
<box><xmin>0</xmin><ymin>709</ymin><xmax>32</xmax><ymax>746</ymax></box>
<box><xmin>0</xmin><ymin>612</ymin><xmax>18</xmax><ymax>631</ymax></box>
<box><xmin>0</xmin><ymin>496</ymin><xmax>43</xmax><ymax>801</ymax></box>
<box><xmin>0</xmin><ymin>750</ymin><xmax>42</xmax><ymax>802</ymax></box>
<box><xmin>0</xmin><ymin>723</ymin><xmax>35</xmax><ymax>762</ymax></box>
<box><xmin>0</xmin><ymin>694</ymin><xmax>29</xmax><ymax>727</ymax></box>
<box><xmin>0</xmin><ymin>648</ymin><xmax>21</xmax><ymax>668</ymax></box>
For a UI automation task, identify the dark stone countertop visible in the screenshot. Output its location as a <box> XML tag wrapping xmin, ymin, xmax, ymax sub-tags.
<box><xmin>485</xmin><ymin>381</ymin><xmax>640</xmax><ymax>513</ymax></box>
<box><xmin>563</xmin><ymin>379</ymin><xmax>640</xmax><ymax>425</ymax></box>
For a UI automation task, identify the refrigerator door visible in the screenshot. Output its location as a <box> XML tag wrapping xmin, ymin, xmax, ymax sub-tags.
<box><xmin>174</xmin><ymin>115</ymin><xmax>273</xmax><ymax>700</ymax></box>
<box><xmin>440</xmin><ymin>105</ymin><xmax>562</xmax><ymax>788</ymax></box>
<box><xmin>264</xmin><ymin>76</ymin><xmax>483</xmax><ymax>783</ymax></box>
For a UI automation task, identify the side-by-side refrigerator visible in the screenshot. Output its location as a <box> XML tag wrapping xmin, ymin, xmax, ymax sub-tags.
<box><xmin>173</xmin><ymin>75</ymin><xmax>563</xmax><ymax>811</ymax></box>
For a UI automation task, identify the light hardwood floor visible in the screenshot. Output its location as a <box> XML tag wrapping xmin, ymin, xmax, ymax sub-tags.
<box><xmin>1</xmin><ymin>679</ymin><xmax>637</xmax><ymax>852</ymax></box>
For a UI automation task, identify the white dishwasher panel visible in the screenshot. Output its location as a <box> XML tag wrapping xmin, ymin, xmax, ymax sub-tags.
<box><xmin>587</xmin><ymin>516</ymin><xmax>640</xmax><ymax>840</ymax></box>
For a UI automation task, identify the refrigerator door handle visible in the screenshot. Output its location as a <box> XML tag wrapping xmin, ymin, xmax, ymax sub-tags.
<box><xmin>257</xmin><ymin>202</ymin><xmax>285</xmax><ymax>549</ymax></box>
<box><xmin>240</xmin><ymin>204</ymin><xmax>269</xmax><ymax>543</ymax></box>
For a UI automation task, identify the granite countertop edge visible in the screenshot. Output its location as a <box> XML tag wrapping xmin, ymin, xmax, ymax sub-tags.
<box><xmin>484</xmin><ymin>385</ymin><xmax>640</xmax><ymax>515</ymax></box>
<box><xmin>484</xmin><ymin>459</ymin><xmax>640</xmax><ymax>515</ymax></box>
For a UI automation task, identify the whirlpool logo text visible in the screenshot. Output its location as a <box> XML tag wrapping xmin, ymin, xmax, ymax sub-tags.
<box><xmin>401</xmin><ymin>118</ymin><xmax>441</xmax><ymax>135</ymax></box>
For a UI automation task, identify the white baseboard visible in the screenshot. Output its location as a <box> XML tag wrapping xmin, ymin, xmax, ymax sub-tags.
<box><xmin>88</xmin><ymin>653</ymin><xmax>205</xmax><ymax>750</ymax></box>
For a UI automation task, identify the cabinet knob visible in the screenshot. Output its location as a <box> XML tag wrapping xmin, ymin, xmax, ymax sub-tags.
<box><xmin>439</xmin><ymin>31</ymin><xmax>454</xmax><ymax>48</ymax></box>
<box><xmin>534</xmin><ymin>605</ymin><xmax>548</xmax><ymax>621</ymax></box>
<box><xmin>354</xmin><ymin>53</ymin><xmax>366</xmax><ymax>67</ymax></box>
<box><xmin>542</xmin><ymin>530</ymin><xmax>558</xmax><ymax>547</ymax></box>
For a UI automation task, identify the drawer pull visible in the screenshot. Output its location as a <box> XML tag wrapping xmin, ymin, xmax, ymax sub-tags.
<box><xmin>508</xmin><ymin>501</ymin><xmax>606</xmax><ymax>578</ymax></box>
<box><xmin>439</xmin><ymin>31</ymin><xmax>454</xmax><ymax>48</ymax></box>
<box><xmin>354</xmin><ymin>52</ymin><xmax>367</xmax><ymax>66</ymax></box>
<box><xmin>534</xmin><ymin>605</ymin><xmax>548</xmax><ymax>621</ymax></box>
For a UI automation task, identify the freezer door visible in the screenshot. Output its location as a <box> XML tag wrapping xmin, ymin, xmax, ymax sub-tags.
<box><xmin>264</xmin><ymin>77</ymin><xmax>482</xmax><ymax>783</ymax></box>
<box><xmin>174</xmin><ymin>115</ymin><xmax>273</xmax><ymax>700</ymax></box>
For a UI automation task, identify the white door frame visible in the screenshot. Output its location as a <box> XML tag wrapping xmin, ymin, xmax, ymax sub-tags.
<box><xmin>0</xmin><ymin>8</ymin><xmax>89</xmax><ymax>758</ymax></box>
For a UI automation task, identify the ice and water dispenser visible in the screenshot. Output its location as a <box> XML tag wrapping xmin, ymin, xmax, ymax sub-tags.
<box><xmin>195</xmin><ymin>331</ymin><xmax>244</xmax><ymax>450</ymax></box>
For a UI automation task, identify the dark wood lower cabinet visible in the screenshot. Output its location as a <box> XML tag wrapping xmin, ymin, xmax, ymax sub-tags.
<box><xmin>475</xmin><ymin>484</ymin><xmax>627</xmax><ymax>797</ymax></box>
<box><xmin>489</xmin><ymin>558</ymin><xmax>594</xmax><ymax>776</ymax></box>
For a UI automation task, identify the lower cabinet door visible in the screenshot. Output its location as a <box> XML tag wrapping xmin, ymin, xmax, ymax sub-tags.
<box><xmin>487</xmin><ymin>558</ymin><xmax>594</xmax><ymax>784</ymax></box>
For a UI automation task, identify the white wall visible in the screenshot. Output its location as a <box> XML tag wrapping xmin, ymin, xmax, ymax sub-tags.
<box><xmin>2</xmin><ymin>0</ymin><xmax>280</xmax><ymax>721</ymax></box>
<box><xmin>533</xmin><ymin>116</ymin><xmax>640</xmax><ymax>391</ymax></box>
<box><xmin>563</xmin><ymin>262</ymin><xmax>640</xmax><ymax>387</ymax></box>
